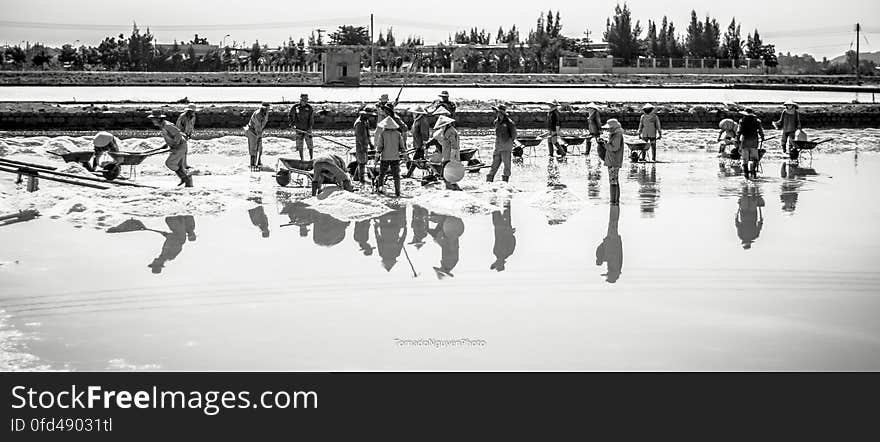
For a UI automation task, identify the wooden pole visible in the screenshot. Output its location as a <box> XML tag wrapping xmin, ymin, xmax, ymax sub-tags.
<box><xmin>856</xmin><ymin>23</ymin><xmax>861</xmax><ymax>82</ymax></box>
<box><xmin>371</xmin><ymin>13</ymin><xmax>376</xmax><ymax>88</ymax></box>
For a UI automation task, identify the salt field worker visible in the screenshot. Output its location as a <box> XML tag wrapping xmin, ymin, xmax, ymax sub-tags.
<box><xmin>736</xmin><ymin>108</ymin><xmax>765</xmax><ymax>178</ymax></box>
<box><xmin>717</xmin><ymin>118</ymin><xmax>738</xmax><ymax>154</ymax></box>
<box><xmin>773</xmin><ymin>100</ymin><xmax>801</xmax><ymax>153</ymax></box>
<box><xmin>91</xmin><ymin>131</ymin><xmax>119</xmax><ymax>170</ymax></box>
<box><xmin>311</xmin><ymin>153</ymin><xmax>354</xmax><ymax>196</ymax></box>
<box><xmin>432</xmin><ymin>115</ymin><xmax>462</xmax><ymax>191</ymax></box>
<box><xmin>290</xmin><ymin>93</ymin><xmax>316</xmax><ymax>160</ymax></box>
<box><xmin>375</xmin><ymin>115</ymin><xmax>406</xmax><ymax>197</ymax></box>
<box><xmin>547</xmin><ymin>100</ymin><xmax>562</xmax><ymax>157</ymax></box>
<box><xmin>176</xmin><ymin>104</ymin><xmax>197</xmax><ymax>139</ymax></box>
<box><xmin>404</xmin><ymin>105</ymin><xmax>431</xmax><ymax>178</ymax></box>
<box><xmin>637</xmin><ymin>103</ymin><xmax>662</xmax><ymax>161</ymax></box>
<box><xmin>430</xmin><ymin>91</ymin><xmax>457</xmax><ymax>117</ymax></box>
<box><xmin>601</xmin><ymin>118</ymin><xmax>625</xmax><ymax>206</ymax></box>
<box><xmin>353</xmin><ymin>106</ymin><xmax>377</xmax><ymax>183</ymax></box>
<box><xmin>245</xmin><ymin>102</ymin><xmax>271</xmax><ymax>171</ymax></box>
<box><xmin>147</xmin><ymin>110</ymin><xmax>192</xmax><ymax>187</ymax></box>
<box><xmin>585</xmin><ymin>102</ymin><xmax>603</xmax><ymax>156</ymax></box>
<box><xmin>376</xmin><ymin>93</ymin><xmax>392</xmax><ymax>111</ymax></box>
<box><xmin>487</xmin><ymin>104</ymin><xmax>516</xmax><ymax>183</ymax></box>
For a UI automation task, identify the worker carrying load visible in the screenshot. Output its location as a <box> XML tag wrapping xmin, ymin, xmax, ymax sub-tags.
<box><xmin>91</xmin><ymin>131</ymin><xmax>120</xmax><ymax>170</ymax></box>
<box><xmin>773</xmin><ymin>100</ymin><xmax>801</xmax><ymax>153</ymax></box>
<box><xmin>147</xmin><ymin>110</ymin><xmax>192</xmax><ymax>187</ymax></box>
<box><xmin>311</xmin><ymin>153</ymin><xmax>354</xmax><ymax>196</ymax></box>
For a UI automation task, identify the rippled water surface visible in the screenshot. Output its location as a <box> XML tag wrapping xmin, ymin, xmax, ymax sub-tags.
<box><xmin>1</xmin><ymin>129</ymin><xmax>880</xmax><ymax>370</ymax></box>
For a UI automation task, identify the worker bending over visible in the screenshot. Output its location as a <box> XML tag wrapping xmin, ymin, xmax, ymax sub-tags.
<box><xmin>312</xmin><ymin>153</ymin><xmax>354</xmax><ymax>196</ymax></box>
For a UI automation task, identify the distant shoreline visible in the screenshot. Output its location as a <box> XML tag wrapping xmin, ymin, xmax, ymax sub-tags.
<box><xmin>1</xmin><ymin>71</ymin><xmax>878</xmax><ymax>92</ymax></box>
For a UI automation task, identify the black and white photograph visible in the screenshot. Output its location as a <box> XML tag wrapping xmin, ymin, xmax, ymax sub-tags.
<box><xmin>1</xmin><ymin>0</ymin><xmax>879</xmax><ymax>378</ymax></box>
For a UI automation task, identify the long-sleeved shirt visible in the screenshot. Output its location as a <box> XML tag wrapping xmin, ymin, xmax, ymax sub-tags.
<box><xmin>176</xmin><ymin>112</ymin><xmax>196</xmax><ymax>138</ymax></box>
<box><xmin>775</xmin><ymin>109</ymin><xmax>801</xmax><ymax>133</ymax></box>
<box><xmin>353</xmin><ymin>117</ymin><xmax>372</xmax><ymax>162</ymax></box>
<box><xmin>158</xmin><ymin>120</ymin><xmax>187</xmax><ymax>150</ymax></box>
<box><xmin>604</xmin><ymin>128</ymin><xmax>624</xmax><ymax>167</ymax></box>
<box><xmin>411</xmin><ymin>115</ymin><xmax>431</xmax><ymax>149</ymax></box>
<box><xmin>289</xmin><ymin>103</ymin><xmax>315</xmax><ymax>130</ymax></box>
<box><xmin>246</xmin><ymin>109</ymin><xmax>269</xmax><ymax>137</ymax></box>
<box><xmin>547</xmin><ymin>109</ymin><xmax>561</xmax><ymax>132</ymax></box>
<box><xmin>376</xmin><ymin>129</ymin><xmax>405</xmax><ymax>161</ymax></box>
<box><xmin>434</xmin><ymin>126</ymin><xmax>460</xmax><ymax>162</ymax></box>
<box><xmin>737</xmin><ymin>115</ymin><xmax>765</xmax><ymax>149</ymax></box>
<box><xmin>586</xmin><ymin>110</ymin><xmax>602</xmax><ymax>135</ymax></box>
<box><xmin>638</xmin><ymin>112</ymin><xmax>662</xmax><ymax>139</ymax></box>
<box><xmin>494</xmin><ymin>116</ymin><xmax>517</xmax><ymax>152</ymax></box>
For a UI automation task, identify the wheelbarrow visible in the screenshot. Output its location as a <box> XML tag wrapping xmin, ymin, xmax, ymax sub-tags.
<box><xmin>513</xmin><ymin>135</ymin><xmax>547</xmax><ymax>158</ymax></box>
<box><xmin>557</xmin><ymin>135</ymin><xmax>587</xmax><ymax>156</ymax></box>
<box><xmin>789</xmin><ymin>138</ymin><xmax>832</xmax><ymax>161</ymax></box>
<box><xmin>458</xmin><ymin>147</ymin><xmax>488</xmax><ymax>173</ymax></box>
<box><xmin>275</xmin><ymin>157</ymin><xmax>314</xmax><ymax>187</ymax></box>
<box><xmin>48</xmin><ymin>150</ymin><xmax>95</xmax><ymax>170</ymax></box>
<box><xmin>104</xmin><ymin>147</ymin><xmax>169</xmax><ymax>181</ymax></box>
<box><xmin>625</xmin><ymin>140</ymin><xmax>650</xmax><ymax>162</ymax></box>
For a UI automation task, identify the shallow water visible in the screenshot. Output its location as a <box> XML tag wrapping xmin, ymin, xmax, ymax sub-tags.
<box><xmin>2</xmin><ymin>130</ymin><xmax>880</xmax><ymax>370</ymax></box>
<box><xmin>0</xmin><ymin>85</ymin><xmax>876</xmax><ymax>104</ymax></box>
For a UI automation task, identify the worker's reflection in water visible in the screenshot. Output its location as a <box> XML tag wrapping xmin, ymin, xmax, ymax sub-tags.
<box><xmin>409</xmin><ymin>205</ymin><xmax>429</xmax><ymax>249</ymax></box>
<box><xmin>247</xmin><ymin>206</ymin><xmax>270</xmax><ymax>238</ymax></box>
<box><xmin>428</xmin><ymin>214</ymin><xmax>464</xmax><ymax>279</ymax></box>
<box><xmin>735</xmin><ymin>185</ymin><xmax>765</xmax><ymax>250</ymax></box>
<box><xmin>780</xmin><ymin>163</ymin><xmax>817</xmax><ymax>214</ymax></box>
<box><xmin>595</xmin><ymin>205</ymin><xmax>622</xmax><ymax>283</ymax></box>
<box><xmin>490</xmin><ymin>204</ymin><xmax>516</xmax><ymax>272</ymax></box>
<box><xmin>281</xmin><ymin>201</ymin><xmax>349</xmax><ymax>247</ymax></box>
<box><xmin>374</xmin><ymin>207</ymin><xmax>407</xmax><ymax>271</ymax></box>
<box><xmin>586</xmin><ymin>162</ymin><xmax>602</xmax><ymax>200</ymax></box>
<box><xmin>629</xmin><ymin>163</ymin><xmax>659</xmax><ymax>217</ymax></box>
<box><xmin>353</xmin><ymin>220</ymin><xmax>374</xmax><ymax>256</ymax></box>
<box><xmin>148</xmin><ymin>216</ymin><xmax>197</xmax><ymax>274</ymax></box>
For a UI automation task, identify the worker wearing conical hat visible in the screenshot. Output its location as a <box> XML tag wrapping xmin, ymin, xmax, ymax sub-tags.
<box><xmin>245</xmin><ymin>102</ymin><xmax>271</xmax><ymax>171</ymax></box>
<box><xmin>375</xmin><ymin>116</ymin><xmax>406</xmax><ymax>197</ymax></box>
<box><xmin>774</xmin><ymin>100</ymin><xmax>801</xmax><ymax>154</ymax></box>
<box><xmin>432</xmin><ymin>115</ymin><xmax>462</xmax><ymax>190</ymax></box>
<box><xmin>637</xmin><ymin>103</ymin><xmax>662</xmax><ymax>161</ymax></box>
<box><xmin>601</xmin><ymin>118</ymin><xmax>625</xmax><ymax>205</ymax></box>
<box><xmin>585</xmin><ymin>102</ymin><xmax>603</xmax><ymax>157</ymax></box>
<box><xmin>547</xmin><ymin>100</ymin><xmax>563</xmax><ymax>157</ymax></box>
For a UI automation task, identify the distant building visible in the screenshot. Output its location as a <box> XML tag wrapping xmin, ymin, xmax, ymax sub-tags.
<box><xmin>322</xmin><ymin>49</ymin><xmax>361</xmax><ymax>85</ymax></box>
<box><xmin>154</xmin><ymin>43</ymin><xmax>220</xmax><ymax>58</ymax></box>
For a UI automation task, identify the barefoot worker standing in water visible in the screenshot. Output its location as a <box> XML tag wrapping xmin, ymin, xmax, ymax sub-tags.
<box><xmin>147</xmin><ymin>110</ymin><xmax>192</xmax><ymax>187</ymax></box>
<box><xmin>737</xmin><ymin>108</ymin><xmax>765</xmax><ymax>178</ymax></box>
<box><xmin>375</xmin><ymin>115</ymin><xmax>406</xmax><ymax>197</ymax></box>
<box><xmin>584</xmin><ymin>102</ymin><xmax>603</xmax><ymax>157</ymax></box>
<box><xmin>433</xmin><ymin>115</ymin><xmax>462</xmax><ymax>191</ymax></box>
<box><xmin>601</xmin><ymin>118</ymin><xmax>625</xmax><ymax>206</ymax></box>
<box><xmin>245</xmin><ymin>102</ymin><xmax>271</xmax><ymax>171</ymax></box>
<box><xmin>290</xmin><ymin>93</ymin><xmax>316</xmax><ymax>160</ymax></box>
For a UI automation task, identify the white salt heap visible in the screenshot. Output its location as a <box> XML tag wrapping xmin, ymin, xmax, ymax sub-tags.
<box><xmin>410</xmin><ymin>189</ymin><xmax>500</xmax><ymax>216</ymax></box>
<box><xmin>528</xmin><ymin>188</ymin><xmax>586</xmax><ymax>225</ymax></box>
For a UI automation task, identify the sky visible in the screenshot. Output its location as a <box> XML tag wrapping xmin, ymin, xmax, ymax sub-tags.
<box><xmin>1</xmin><ymin>0</ymin><xmax>878</xmax><ymax>60</ymax></box>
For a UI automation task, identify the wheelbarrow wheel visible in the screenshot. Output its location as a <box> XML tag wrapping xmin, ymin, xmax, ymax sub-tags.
<box><xmin>789</xmin><ymin>149</ymin><xmax>800</xmax><ymax>161</ymax></box>
<box><xmin>629</xmin><ymin>151</ymin><xmax>641</xmax><ymax>163</ymax></box>
<box><xmin>102</xmin><ymin>163</ymin><xmax>121</xmax><ymax>181</ymax></box>
<box><xmin>275</xmin><ymin>170</ymin><xmax>292</xmax><ymax>187</ymax></box>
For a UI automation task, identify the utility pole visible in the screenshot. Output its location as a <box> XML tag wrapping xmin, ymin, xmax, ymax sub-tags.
<box><xmin>371</xmin><ymin>13</ymin><xmax>376</xmax><ymax>87</ymax></box>
<box><xmin>855</xmin><ymin>23</ymin><xmax>861</xmax><ymax>82</ymax></box>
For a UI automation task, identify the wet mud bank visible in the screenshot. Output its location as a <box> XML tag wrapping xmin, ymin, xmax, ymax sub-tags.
<box><xmin>1</xmin><ymin>102</ymin><xmax>879</xmax><ymax>131</ymax></box>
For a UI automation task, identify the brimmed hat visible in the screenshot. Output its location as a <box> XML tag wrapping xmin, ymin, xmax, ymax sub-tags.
<box><xmin>377</xmin><ymin>116</ymin><xmax>400</xmax><ymax>130</ymax></box>
<box><xmin>783</xmin><ymin>100</ymin><xmax>798</xmax><ymax>108</ymax></box>
<box><xmin>186</xmin><ymin>104</ymin><xmax>198</xmax><ymax>112</ymax></box>
<box><xmin>261</xmin><ymin>102</ymin><xmax>271</xmax><ymax>108</ymax></box>
<box><xmin>411</xmin><ymin>105</ymin><xmax>428</xmax><ymax>114</ymax></box>
<box><xmin>433</xmin><ymin>115</ymin><xmax>455</xmax><ymax>130</ymax></box>
<box><xmin>739</xmin><ymin>107</ymin><xmax>755</xmax><ymax>115</ymax></box>
<box><xmin>438</xmin><ymin>91</ymin><xmax>450</xmax><ymax>98</ymax></box>
<box><xmin>146</xmin><ymin>109</ymin><xmax>166</xmax><ymax>119</ymax></box>
<box><xmin>300</xmin><ymin>93</ymin><xmax>309</xmax><ymax>99</ymax></box>
<box><xmin>549</xmin><ymin>100</ymin><xmax>560</xmax><ymax>108</ymax></box>
<box><xmin>379</xmin><ymin>93</ymin><xmax>389</xmax><ymax>100</ymax></box>
<box><xmin>359</xmin><ymin>106</ymin><xmax>378</xmax><ymax>116</ymax></box>
<box><xmin>585</xmin><ymin>102</ymin><xmax>600</xmax><ymax>110</ymax></box>
<box><xmin>491</xmin><ymin>104</ymin><xmax>508</xmax><ymax>114</ymax></box>
<box><xmin>93</xmin><ymin>131</ymin><xmax>115</xmax><ymax>148</ymax></box>
<box><xmin>642</xmin><ymin>103</ymin><xmax>655</xmax><ymax>110</ymax></box>
<box><xmin>601</xmin><ymin>118</ymin><xmax>621</xmax><ymax>130</ymax></box>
